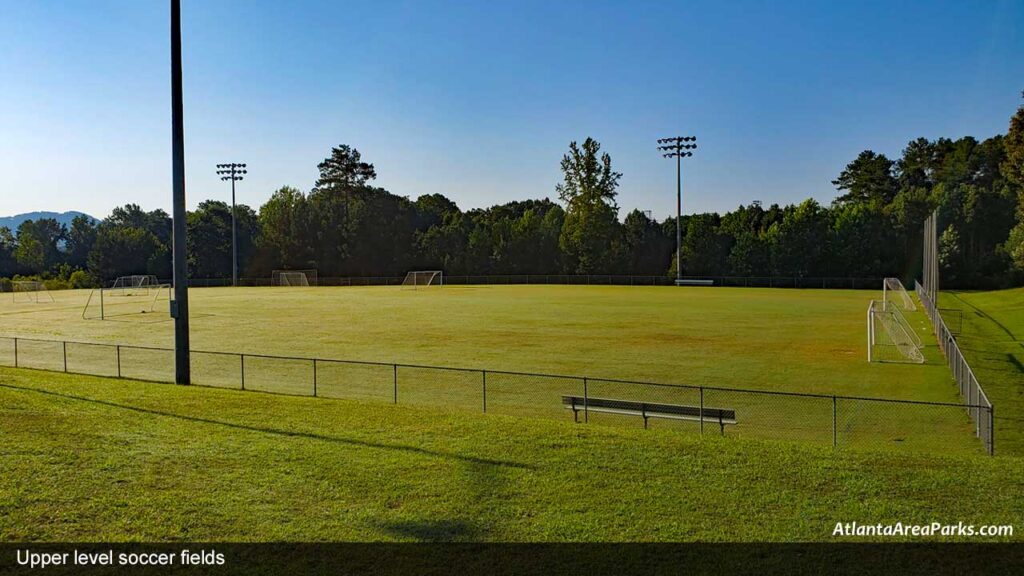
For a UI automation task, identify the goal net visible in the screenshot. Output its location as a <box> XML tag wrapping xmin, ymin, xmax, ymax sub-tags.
<box><xmin>401</xmin><ymin>270</ymin><xmax>443</xmax><ymax>290</ymax></box>
<box><xmin>82</xmin><ymin>284</ymin><xmax>171</xmax><ymax>320</ymax></box>
<box><xmin>867</xmin><ymin>300</ymin><xmax>924</xmax><ymax>363</ymax></box>
<box><xmin>883</xmin><ymin>278</ymin><xmax>916</xmax><ymax>311</ymax></box>
<box><xmin>12</xmin><ymin>280</ymin><xmax>55</xmax><ymax>303</ymax></box>
<box><xmin>110</xmin><ymin>275</ymin><xmax>161</xmax><ymax>296</ymax></box>
<box><xmin>272</xmin><ymin>269</ymin><xmax>318</xmax><ymax>286</ymax></box>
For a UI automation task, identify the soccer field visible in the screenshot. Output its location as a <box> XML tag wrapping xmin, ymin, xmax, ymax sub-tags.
<box><xmin>0</xmin><ymin>285</ymin><xmax>950</xmax><ymax>395</ymax></box>
<box><xmin>0</xmin><ymin>285</ymin><xmax>980</xmax><ymax>453</ymax></box>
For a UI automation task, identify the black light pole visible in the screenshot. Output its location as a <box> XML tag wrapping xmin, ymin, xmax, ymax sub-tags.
<box><xmin>657</xmin><ymin>136</ymin><xmax>697</xmax><ymax>284</ymax></box>
<box><xmin>171</xmin><ymin>0</ymin><xmax>190</xmax><ymax>384</ymax></box>
<box><xmin>216</xmin><ymin>163</ymin><xmax>247</xmax><ymax>286</ymax></box>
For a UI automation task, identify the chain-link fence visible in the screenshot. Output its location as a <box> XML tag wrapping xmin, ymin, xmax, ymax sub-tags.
<box><xmin>182</xmin><ymin>275</ymin><xmax>886</xmax><ymax>289</ymax></box>
<box><xmin>914</xmin><ymin>281</ymin><xmax>994</xmax><ymax>454</ymax></box>
<box><xmin>0</xmin><ymin>335</ymin><xmax>989</xmax><ymax>456</ymax></box>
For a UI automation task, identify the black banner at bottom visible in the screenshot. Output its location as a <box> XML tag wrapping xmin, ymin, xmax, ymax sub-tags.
<box><xmin>1</xmin><ymin>543</ymin><xmax>1022</xmax><ymax>576</ymax></box>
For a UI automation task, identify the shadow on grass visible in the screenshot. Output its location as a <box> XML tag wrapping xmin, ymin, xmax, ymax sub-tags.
<box><xmin>368</xmin><ymin>459</ymin><xmax>509</xmax><ymax>541</ymax></box>
<box><xmin>947</xmin><ymin>292</ymin><xmax>1021</xmax><ymax>342</ymax></box>
<box><xmin>1007</xmin><ymin>354</ymin><xmax>1024</xmax><ymax>375</ymax></box>
<box><xmin>0</xmin><ymin>382</ymin><xmax>534</xmax><ymax>471</ymax></box>
<box><xmin>372</xmin><ymin>519</ymin><xmax>484</xmax><ymax>541</ymax></box>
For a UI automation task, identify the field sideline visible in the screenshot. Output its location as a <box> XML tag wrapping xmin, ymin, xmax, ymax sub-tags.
<box><xmin>0</xmin><ymin>368</ymin><xmax>1019</xmax><ymax>542</ymax></box>
<box><xmin>1</xmin><ymin>285</ymin><xmax>954</xmax><ymax>400</ymax></box>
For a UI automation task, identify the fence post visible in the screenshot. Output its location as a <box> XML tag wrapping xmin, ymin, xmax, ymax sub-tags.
<box><xmin>116</xmin><ymin>345</ymin><xmax>121</xmax><ymax>378</ymax></box>
<box><xmin>832</xmin><ymin>396</ymin><xmax>837</xmax><ymax>448</ymax></box>
<box><xmin>482</xmin><ymin>370</ymin><xmax>487</xmax><ymax>413</ymax></box>
<box><xmin>699</xmin><ymin>387</ymin><xmax>704</xmax><ymax>435</ymax></box>
<box><xmin>989</xmin><ymin>405</ymin><xmax>995</xmax><ymax>456</ymax></box>
<box><xmin>63</xmin><ymin>341</ymin><xmax>67</xmax><ymax>373</ymax></box>
<box><xmin>313</xmin><ymin>359</ymin><xmax>318</xmax><ymax>397</ymax></box>
<box><xmin>13</xmin><ymin>338</ymin><xmax>17</xmax><ymax>368</ymax></box>
<box><xmin>240</xmin><ymin>354</ymin><xmax>245</xmax><ymax>390</ymax></box>
<box><xmin>971</xmin><ymin>379</ymin><xmax>978</xmax><ymax>434</ymax></box>
<box><xmin>393</xmin><ymin>364</ymin><xmax>398</xmax><ymax>404</ymax></box>
<box><xmin>583</xmin><ymin>377</ymin><xmax>589</xmax><ymax>423</ymax></box>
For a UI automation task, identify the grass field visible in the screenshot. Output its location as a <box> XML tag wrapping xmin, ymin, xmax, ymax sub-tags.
<box><xmin>0</xmin><ymin>368</ymin><xmax>1020</xmax><ymax>542</ymax></box>
<box><xmin>939</xmin><ymin>287</ymin><xmax>1024</xmax><ymax>455</ymax></box>
<box><xmin>0</xmin><ymin>285</ymin><xmax>952</xmax><ymax>397</ymax></box>
<box><xmin>0</xmin><ymin>285</ymin><xmax>983</xmax><ymax>454</ymax></box>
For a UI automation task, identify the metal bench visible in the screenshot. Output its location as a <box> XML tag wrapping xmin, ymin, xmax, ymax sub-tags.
<box><xmin>561</xmin><ymin>395</ymin><xmax>737</xmax><ymax>434</ymax></box>
<box><xmin>675</xmin><ymin>279</ymin><xmax>714</xmax><ymax>286</ymax></box>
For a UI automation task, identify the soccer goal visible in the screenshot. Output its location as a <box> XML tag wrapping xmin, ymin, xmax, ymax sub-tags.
<box><xmin>402</xmin><ymin>270</ymin><xmax>443</xmax><ymax>290</ymax></box>
<box><xmin>82</xmin><ymin>283</ymin><xmax>171</xmax><ymax>320</ymax></box>
<box><xmin>867</xmin><ymin>300</ymin><xmax>924</xmax><ymax>363</ymax></box>
<box><xmin>12</xmin><ymin>280</ymin><xmax>55</xmax><ymax>303</ymax></box>
<box><xmin>883</xmin><ymin>278</ymin><xmax>916</xmax><ymax>311</ymax></box>
<box><xmin>109</xmin><ymin>275</ymin><xmax>161</xmax><ymax>296</ymax></box>
<box><xmin>272</xmin><ymin>269</ymin><xmax>318</xmax><ymax>287</ymax></box>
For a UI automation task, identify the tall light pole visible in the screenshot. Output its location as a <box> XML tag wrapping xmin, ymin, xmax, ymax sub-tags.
<box><xmin>170</xmin><ymin>0</ymin><xmax>190</xmax><ymax>384</ymax></box>
<box><xmin>657</xmin><ymin>136</ymin><xmax>697</xmax><ymax>284</ymax></box>
<box><xmin>216</xmin><ymin>163</ymin><xmax>247</xmax><ymax>286</ymax></box>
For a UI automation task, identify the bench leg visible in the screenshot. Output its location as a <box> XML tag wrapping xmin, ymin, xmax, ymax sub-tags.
<box><xmin>643</xmin><ymin>416</ymin><xmax>648</xmax><ymax>430</ymax></box>
<box><xmin>573</xmin><ymin>408</ymin><xmax>578</xmax><ymax>423</ymax></box>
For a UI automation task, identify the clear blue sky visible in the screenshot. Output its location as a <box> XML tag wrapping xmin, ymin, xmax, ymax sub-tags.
<box><xmin>1</xmin><ymin>0</ymin><xmax>1021</xmax><ymax>220</ymax></box>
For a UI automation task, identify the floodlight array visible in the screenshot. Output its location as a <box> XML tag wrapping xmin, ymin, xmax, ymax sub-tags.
<box><xmin>216</xmin><ymin>163</ymin><xmax>247</xmax><ymax>181</ymax></box>
<box><xmin>657</xmin><ymin>136</ymin><xmax>698</xmax><ymax>158</ymax></box>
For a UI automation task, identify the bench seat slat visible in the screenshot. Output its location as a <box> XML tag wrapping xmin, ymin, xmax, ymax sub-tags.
<box><xmin>561</xmin><ymin>395</ymin><xmax>736</xmax><ymax>424</ymax></box>
<box><xmin>567</xmin><ymin>405</ymin><xmax>737</xmax><ymax>424</ymax></box>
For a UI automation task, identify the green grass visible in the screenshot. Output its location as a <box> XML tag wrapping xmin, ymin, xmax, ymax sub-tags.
<box><xmin>1</xmin><ymin>367</ymin><xmax>1020</xmax><ymax>542</ymax></box>
<box><xmin>0</xmin><ymin>285</ymin><xmax>954</xmax><ymax>397</ymax></box>
<box><xmin>0</xmin><ymin>285</ymin><xmax>982</xmax><ymax>454</ymax></box>
<box><xmin>939</xmin><ymin>287</ymin><xmax>1024</xmax><ymax>456</ymax></box>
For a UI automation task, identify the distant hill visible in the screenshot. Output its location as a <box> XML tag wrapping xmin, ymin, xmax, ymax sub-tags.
<box><xmin>0</xmin><ymin>211</ymin><xmax>98</xmax><ymax>231</ymax></box>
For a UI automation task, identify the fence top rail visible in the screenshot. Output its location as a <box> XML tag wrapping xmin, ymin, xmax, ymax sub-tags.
<box><xmin>6</xmin><ymin>336</ymin><xmax>170</xmax><ymax>353</ymax></box>
<box><xmin>212</xmin><ymin>274</ymin><xmax>886</xmax><ymax>283</ymax></box>
<box><xmin>0</xmin><ymin>334</ymin><xmax>987</xmax><ymax>411</ymax></box>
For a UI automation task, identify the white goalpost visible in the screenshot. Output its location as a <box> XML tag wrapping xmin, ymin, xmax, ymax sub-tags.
<box><xmin>272</xmin><ymin>269</ymin><xmax>318</xmax><ymax>287</ymax></box>
<box><xmin>867</xmin><ymin>300</ymin><xmax>924</xmax><ymax>364</ymax></box>
<box><xmin>12</xmin><ymin>280</ymin><xmax>55</xmax><ymax>303</ymax></box>
<box><xmin>883</xmin><ymin>277</ymin><xmax>916</xmax><ymax>311</ymax></box>
<box><xmin>401</xmin><ymin>270</ymin><xmax>443</xmax><ymax>290</ymax></box>
<box><xmin>82</xmin><ymin>283</ymin><xmax>171</xmax><ymax>320</ymax></box>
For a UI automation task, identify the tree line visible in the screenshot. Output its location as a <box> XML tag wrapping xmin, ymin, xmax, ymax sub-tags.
<box><xmin>3</xmin><ymin>105</ymin><xmax>1023</xmax><ymax>290</ymax></box>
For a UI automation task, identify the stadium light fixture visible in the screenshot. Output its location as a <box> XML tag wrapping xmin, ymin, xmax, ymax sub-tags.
<box><xmin>657</xmin><ymin>136</ymin><xmax>698</xmax><ymax>285</ymax></box>
<box><xmin>170</xmin><ymin>0</ymin><xmax>190</xmax><ymax>384</ymax></box>
<box><xmin>216</xmin><ymin>162</ymin><xmax>247</xmax><ymax>287</ymax></box>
